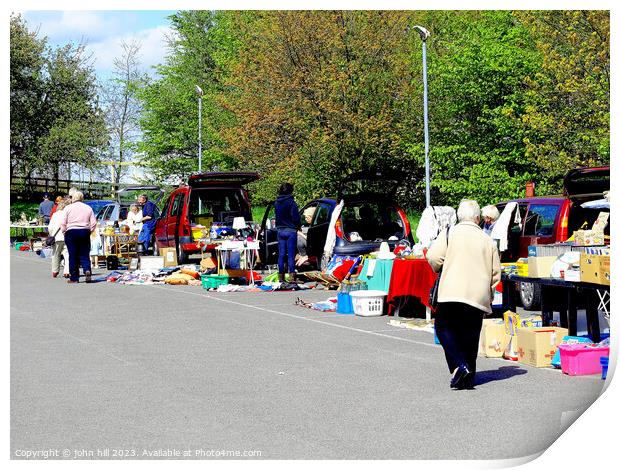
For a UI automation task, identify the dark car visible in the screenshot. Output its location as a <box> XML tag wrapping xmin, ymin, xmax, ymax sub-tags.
<box><xmin>259</xmin><ymin>171</ymin><xmax>414</xmax><ymax>269</ymax></box>
<box><xmin>154</xmin><ymin>172</ymin><xmax>258</xmax><ymax>263</ymax></box>
<box><xmin>496</xmin><ymin>166</ymin><xmax>609</xmax><ymax>309</ymax></box>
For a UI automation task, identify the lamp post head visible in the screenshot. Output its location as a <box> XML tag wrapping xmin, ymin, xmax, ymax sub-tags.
<box><xmin>195</xmin><ymin>85</ymin><xmax>203</xmax><ymax>96</ymax></box>
<box><xmin>413</xmin><ymin>25</ymin><xmax>430</xmax><ymax>41</ymax></box>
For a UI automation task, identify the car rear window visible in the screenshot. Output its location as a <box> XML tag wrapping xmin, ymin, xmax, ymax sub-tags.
<box><xmin>188</xmin><ymin>188</ymin><xmax>251</xmax><ymax>225</ymax></box>
<box><xmin>523</xmin><ymin>204</ymin><xmax>560</xmax><ymax>237</ymax></box>
<box><xmin>340</xmin><ymin>202</ymin><xmax>404</xmax><ymax>241</ymax></box>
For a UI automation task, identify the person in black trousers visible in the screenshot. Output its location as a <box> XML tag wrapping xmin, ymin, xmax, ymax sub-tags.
<box><xmin>274</xmin><ymin>183</ymin><xmax>301</xmax><ymax>283</ymax></box>
<box><xmin>60</xmin><ymin>191</ymin><xmax>97</xmax><ymax>283</ymax></box>
<box><xmin>427</xmin><ymin>199</ymin><xmax>501</xmax><ymax>389</ymax></box>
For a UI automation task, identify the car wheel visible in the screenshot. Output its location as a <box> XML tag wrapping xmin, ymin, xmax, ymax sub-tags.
<box><xmin>519</xmin><ymin>282</ymin><xmax>541</xmax><ymax>311</ymax></box>
<box><xmin>176</xmin><ymin>241</ymin><xmax>188</xmax><ymax>264</ymax></box>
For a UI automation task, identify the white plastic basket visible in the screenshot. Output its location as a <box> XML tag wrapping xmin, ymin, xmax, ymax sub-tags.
<box><xmin>349</xmin><ymin>290</ymin><xmax>387</xmax><ymax>317</ymax></box>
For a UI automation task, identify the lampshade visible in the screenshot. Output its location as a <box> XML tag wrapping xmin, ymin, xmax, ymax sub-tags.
<box><xmin>232</xmin><ymin>217</ymin><xmax>247</xmax><ymax>230</ymax></box>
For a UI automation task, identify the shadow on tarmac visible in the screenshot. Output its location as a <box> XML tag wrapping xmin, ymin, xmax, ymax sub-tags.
<box><xmin>475</xmin><ymin>366</ymin><xmax>528</xmax><ymax>385</ymax></box>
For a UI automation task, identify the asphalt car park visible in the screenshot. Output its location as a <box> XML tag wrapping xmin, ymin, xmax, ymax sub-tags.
<box><xmin>10</xmin><ymin>250</ymin><xmax>606</xmax><ymax>460</ymax></box>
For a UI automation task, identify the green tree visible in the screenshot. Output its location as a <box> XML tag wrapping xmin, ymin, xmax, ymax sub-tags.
<box><xmin>516</xmin><ymin>11</ymin><xmax>610</xmax><ymax>188</ymax></box>
<box><xmin>220</xmin><ymin>11</ymin><xmax>417</xmax><ymax>204</ymax></box>
<box><xmin>137</xmin><ymin>10</ymin><xmax>235</xmax><ymax>183</ymax></box>
<box><xmin>10</xmin><ymin>14</ymin><xmax>108</xmax><ymax>187</ymax></box>
<box><xmin>10</xmin><ymin>14</ymin><xmax>46</xmax><ymax>178</ymax></box>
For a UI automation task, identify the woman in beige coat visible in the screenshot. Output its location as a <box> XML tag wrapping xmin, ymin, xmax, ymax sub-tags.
<box><xmin>427</xmin><ymin>199</ymin><xmax>501</xmax><ymax>389</ymax></box>
<box><xmin>47</xmin><ymin>197</ymin><xmax>71</xmax><ymax>278</ymax></box>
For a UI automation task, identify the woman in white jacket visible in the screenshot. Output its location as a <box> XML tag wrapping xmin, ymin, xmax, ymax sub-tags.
<box><xmin>47</xmin><ymin>197</ymin><xmax>71</xmax><ymax>278</ymax></box>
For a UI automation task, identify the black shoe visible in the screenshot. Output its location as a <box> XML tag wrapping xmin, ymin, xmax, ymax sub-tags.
<box><xmin>450</xmin><ymin>365</ymin><xmax>473</xmax><ymax>389</ymax></box>
<box><xmin>85</xmin><ymin>271</ymin><xmax>92</xmax><ymax>283</ymax></box>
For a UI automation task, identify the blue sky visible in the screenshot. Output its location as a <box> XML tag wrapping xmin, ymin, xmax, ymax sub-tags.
<box><xmin>21</xmin><ymin>10</ymin><xmax>177</xmax><ymax>81</ymax></box>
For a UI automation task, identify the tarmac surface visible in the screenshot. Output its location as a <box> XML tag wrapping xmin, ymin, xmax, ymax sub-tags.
<box><xmin>10</xmin><ymin>250</ymin><xmax>606</xmax><ymax>460</ymax></box>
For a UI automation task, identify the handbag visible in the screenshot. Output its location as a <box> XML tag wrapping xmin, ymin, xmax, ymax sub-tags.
<box><xmin>45</xmin><ymin>228</ymin><xmax>61</xmax><ymax>247</ymax></box>
<box><xmin>429</xmin><ymin>226</ymin><xmax>450</xmax><ymax>309</ymax></box>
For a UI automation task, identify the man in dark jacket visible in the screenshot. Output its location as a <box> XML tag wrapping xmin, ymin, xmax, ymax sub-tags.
<box><xmin>274</xmin><ymin>183</ymin><xmax>301</xmax><ymax>283</ymax></box>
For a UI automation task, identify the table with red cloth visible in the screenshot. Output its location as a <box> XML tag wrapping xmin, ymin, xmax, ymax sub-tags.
<box><xmin>387</xmin><ymin>258</ymin><xmax>438</xmax><ymax>316</ymax></box>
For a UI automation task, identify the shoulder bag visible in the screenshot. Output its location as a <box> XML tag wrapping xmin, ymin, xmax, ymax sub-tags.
<box><xmin>429</xmin><ymin>226</ymin><xmax>450</xmax><ymax>309</ymax></box>
<box><xmin>45</xmin><ymin>228</ymin><xmax>61</xmax><ymax>247</ymax></box>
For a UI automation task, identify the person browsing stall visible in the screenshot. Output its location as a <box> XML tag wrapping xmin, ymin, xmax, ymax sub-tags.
<box><xmin>126</xmin><ymin>203</ymin><xmax>143</xmax><ymax>235</ymax></box>
<box><xmin>137</xmin><ymin>194</ymin><xmax>157</xmax><ymax>253</ymax></box>
<box><xmin>427</xmin><ymin>199</ymin><xmax>501</xmax><ymax>390</ymax></box>
<box><xmin>38</xmin><ymin>193</ymin><xmax>54</xmax><ymax>225</ymax></box>
<box><xmin>481</xmin><ymin>205</ymin><xmax>500</xmax><ymax>235</ymax></box>
<box><xmin>274</xmin><ymin>183</ymin><xmax>301</xmax><ymax>283</ymax></box>
<box><xmin>47</xmin><ymin>197</ymin><xmax>71</xmax><ymax>278</ymax></box>
<box><xmin>296</xmin><ymin>206</ymin><xmax>316</xmax><ymax>266</ymax></box>
<box><xmin>60</xmin><ymin>191</ymin><xmax>97</xmax><ymax>283</ymax></box>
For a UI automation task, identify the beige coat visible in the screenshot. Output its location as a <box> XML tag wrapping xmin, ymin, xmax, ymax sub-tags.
<box><xmin>427</xmin><ymin>221</ymin><xmax>501</xmax><ymax>314</ymax></box>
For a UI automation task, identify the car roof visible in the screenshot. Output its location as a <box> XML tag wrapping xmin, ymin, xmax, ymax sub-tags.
<box><xmin>497</xmin><ymin>196</ymin><xmax>567</xmax><ymax>205</ymax></box>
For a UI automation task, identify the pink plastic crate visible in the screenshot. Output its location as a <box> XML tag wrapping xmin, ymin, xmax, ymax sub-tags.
<box><xmin>559</xmin><ymin>344</ymin><xmax>610</xmax><ymax>376</ymax></box>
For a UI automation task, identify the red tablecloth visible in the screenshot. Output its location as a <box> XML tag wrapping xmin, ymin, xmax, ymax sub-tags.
<box><xmin>387</xmin><ymin>258</ymin><xmax>438</xmax><ymax>314</ymax></box>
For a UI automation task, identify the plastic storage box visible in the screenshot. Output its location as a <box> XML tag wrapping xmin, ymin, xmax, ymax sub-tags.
<box><xmin>349</xmin><ymin>290</ymin><xmax>387</xmax><ymax>317</ymax></box>
<box><xmin>201</xmin><ymin>274</ymin><xmax>230</xmax><ymax>290</ymax></box>
<box><xmin>558</xmin><ymin>344</ymin><xmax>610</xmax><ymax>376</ymax></box>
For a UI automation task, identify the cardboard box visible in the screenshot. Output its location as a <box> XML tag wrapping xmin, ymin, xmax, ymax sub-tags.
<box><xmin>139</xmin><ymin>256</ymin><xmax>164</xmax><ymax>271</ymax></box>
<box><xmin>516</xmin><ymin>327</ymin><xmax>569</xmax><ymax>367</ymax></box>
<box><xmin>573</xmin><ymin>230</ymin><xmax>605</xmax><ymax>246</ymax></box>
<box><xmin>580</xmin><ymin>254</ymin><xmax>610</xmax><ymax>285</ymax></box>
<box><xmin>159</xmin><ymin>247</ymin><xmax>178</xmax><ymax>267</ymax></box>
<box><xmin>479</xmin><ymin>319</ymin><xmax>510</xmax><ymax>358</ymax></box>
<box><xmin>503</xmin><ymin>311</ymin><xmax>543</xmax><ymax>336</ymax></box>
<box><xmin>527</xmin><ymin>256</ymin><xmax>557</xmax><ymax>278</ymax></box>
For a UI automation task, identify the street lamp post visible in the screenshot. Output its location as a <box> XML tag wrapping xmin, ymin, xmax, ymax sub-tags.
<box><xmin>195</xmin><ymin>85</ymin><xmax>203</xmax><ymax>173</ymax></box>
<box><xmin>413</xmin><ymin>25</ymin><xmax>431</xmax><ymax>208</ymax></box>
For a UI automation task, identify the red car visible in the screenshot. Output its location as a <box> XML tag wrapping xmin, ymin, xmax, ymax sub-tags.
<box><xmin>496</xmin><ymin>166</ymin><xmax>609</xmax><ymax>309</ymax></box>
<box><xmin>154</xmin><ymin>172</ymin><xmax>258</xmax><ymax>263</ymax></box>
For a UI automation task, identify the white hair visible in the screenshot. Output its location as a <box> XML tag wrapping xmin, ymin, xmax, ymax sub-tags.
<box><xmin>72</xmin><ymin>191</ymin><xmax>84</xmax><ymax>202</ymax></box>
<box><xmin>481</xmin><ymin>205</ymin><xmax>500</xmax><ymax>221</ymax></box>
<box><xmin>68</xmin><ymin>187</ymin><xmax>78</xmax><ymax>197</ymax></box>
<box><xmin>457</xmin><ymin>199</ymin><xmax>481</xmax><ymax>223</ymax></box>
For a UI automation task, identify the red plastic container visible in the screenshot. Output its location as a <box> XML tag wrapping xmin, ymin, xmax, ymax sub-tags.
<box><xmin>559</xmin><ymin>344</ymin><xmax>610</xmax><ymax>376</ymax></box>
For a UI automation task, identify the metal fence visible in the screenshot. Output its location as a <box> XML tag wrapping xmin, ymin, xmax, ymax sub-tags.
<box><xmin>10</xmin><ymin>175</ymin><xmax>118</xmax><ymax>200</ymax></box>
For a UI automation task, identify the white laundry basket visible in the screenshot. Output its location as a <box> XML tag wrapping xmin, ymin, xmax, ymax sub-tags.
<box><xmin>349</xmin><ymin>290</ymin><xmax>387</xmax><ymax>317</ymax></box>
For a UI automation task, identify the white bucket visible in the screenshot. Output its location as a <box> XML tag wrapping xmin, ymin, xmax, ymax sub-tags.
<box><xmin>349</xmin><ymin>290</ymin><xmax>387</xmax><ymax>317</ymax></box>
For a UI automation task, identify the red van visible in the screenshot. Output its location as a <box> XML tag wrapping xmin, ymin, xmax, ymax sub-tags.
<box><xmin>154</xmin><ymin>172</ymin><xmax>258</xmax><ymax>263</ymax></box>
<box><xmin>496</xmin><ymin>166</ymin><xmax>609</xmax><ymax>309</ymax></box>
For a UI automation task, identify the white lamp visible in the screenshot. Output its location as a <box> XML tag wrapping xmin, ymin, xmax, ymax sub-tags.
<box><xmin>232</xmin><ymin>217</ymin><xmax>247</xmax><ymax>239</ymax></box>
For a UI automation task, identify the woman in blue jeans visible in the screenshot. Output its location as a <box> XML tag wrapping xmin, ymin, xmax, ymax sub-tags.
<box><xmin>274</xmin><ymin>183</ymin><xmax>301</xmax><ymax>283</ymax></box>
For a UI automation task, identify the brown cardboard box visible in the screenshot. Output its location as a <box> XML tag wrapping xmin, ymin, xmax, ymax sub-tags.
<box><xmin>479</xmin><ymin>319</ymin><xmax>510</xmax><ymax>358</ymax></box>
<box><xmin>516</xmin><ymin>327</ymin><xmax>569</xmax><ymax>367</ymax></box>
<box><xmin>573</xmin><ymin>230</ymin><xmax>605</xmax><ymax>246</ymax></box>
<box><xmin>159</xmin><ymin>247</ymin><xmax>178</xmax><ymax>267</ymax></box>
<box><xmin>580</xmin><ymin>254</ymin><xmax>610</xmax><ymax>285</ymax></box>
<box><xmin>527</xmin><ymin>256</ymin><xmax>557</xmax><ymax>278</ymax></box>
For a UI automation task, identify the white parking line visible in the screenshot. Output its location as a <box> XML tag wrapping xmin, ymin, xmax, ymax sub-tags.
<box><xmin>152</xmin><ymin>284</ymin><xmax>441</xmax><ymax>350</ymax></box>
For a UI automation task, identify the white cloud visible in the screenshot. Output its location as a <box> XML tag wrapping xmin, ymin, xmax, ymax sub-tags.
<box><xmin>24</xmin><ymin>11</ymin><xmax>122</xmax><ymax>44</ymax></box>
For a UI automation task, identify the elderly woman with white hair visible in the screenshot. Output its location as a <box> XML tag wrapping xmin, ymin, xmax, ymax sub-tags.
<box><xmin>427</xmin><ymin>199</ymin><xmax>501</xmax><ymax>390</ymax></box>
<box><xmin>60</xmin><ymin>190</ymin><xmax>97</xmax><ymax>283</ymax></box>
<box><xmin>481</xmin><ymin>204</ymin><xmax>500</xmax><ymax>235</ymax></box>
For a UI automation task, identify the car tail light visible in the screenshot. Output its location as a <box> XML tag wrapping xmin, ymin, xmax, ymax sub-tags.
<box><xmin>558</xmin><ymin>203</ymin><xmax>570</xmax><ymax>241</ymax></box>
<box><xmin>335</xmin><ymin>218</ymin><xmax>344</xmax><ymax>239</ymax></box>
<box><xmin>181</xmin><ymin>218</ymin><xmax>190</xmax><ymax>236</ymax></box>
<box><xmin>396</xmin><ymin>207</ymin><xmax>411</xmax><ymax>236</ymax></box>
